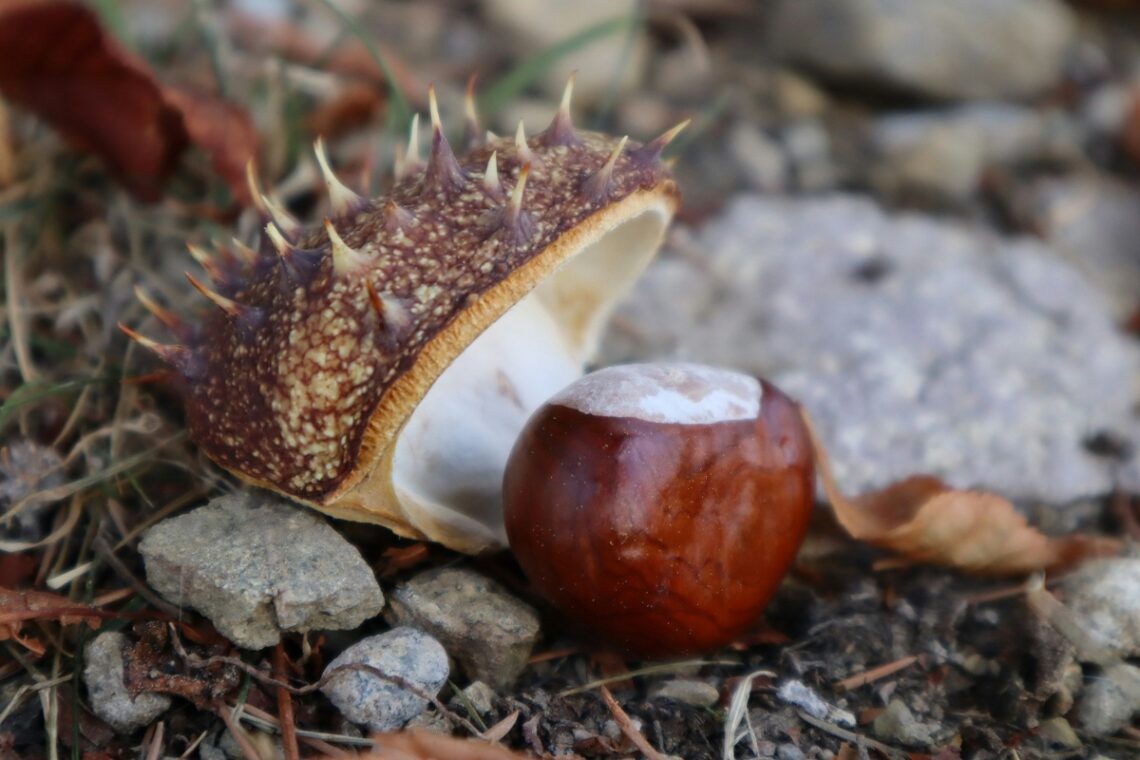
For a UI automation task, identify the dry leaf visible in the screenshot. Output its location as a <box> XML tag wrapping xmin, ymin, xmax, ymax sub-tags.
<box><xmin>353</xmin><ymin>730</ymin><xmax>532</xmax><ymax>760</ymax></box>
<box><xmin>162</xmin><ymin>84</ymin><xmax>259</xmax><ymax>203</ymax></box>
<box><xmin>0</xmin><ymin>0</ymin><xmax>257</xmax><ymax>201</ymax></box>
<box><xmin>802</xmin><ymin>409</ymin><xmax>1121</xmax><ymax>575</ymax></box>
<box><xmin>0</xmin><ymin>587</ymin><xmax>101</xmax><ymax>654</ymax></box>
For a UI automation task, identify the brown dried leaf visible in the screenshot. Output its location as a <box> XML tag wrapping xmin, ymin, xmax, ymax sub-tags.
<box><xmin>0</xmin><ymin>0</ymin><xmax>257</xmax><ymax>201</ymax></box>
<box><xmin>356</xmin><ymin>730</ymin><xmax>532</xmax><ymax>760</ymax></box>
<box><xmin>0</xmin><ymin>587</ymin><xmax>101</xmax><ymax>654</ymax></box>
<box><xmin>803</xmin><ymin>410</ymin><xmax>1121</xmax><ymax>575</ymax></box>
<box><xmin>163</xmin><ymin>84</ymin><xmax>258</xmax><ymax>203</ymax></box>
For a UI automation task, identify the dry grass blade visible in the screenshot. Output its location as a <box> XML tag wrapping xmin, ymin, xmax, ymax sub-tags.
<box><xmin>360</xmin><ymin>730</ymin><xmax>532</xmax><ymax>759</ymax></box>
<box><xmin>722</xmin><ymin>669</ymin><xmax>775</xmax><ymax>760</ymax></box>
<box><xmin>599</xmin><ymin>684</ymin><xmax>673</xmax><ymax>760</ymax></box>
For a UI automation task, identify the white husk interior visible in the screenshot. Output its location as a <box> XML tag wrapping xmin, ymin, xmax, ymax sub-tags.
<box><xmin>391</xmin><ymin>209</ymin><xmax>670</xmax><ymax>550</ymax></box>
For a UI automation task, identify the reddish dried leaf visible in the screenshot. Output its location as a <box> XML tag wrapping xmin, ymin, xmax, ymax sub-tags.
<box><xmin>0</xmin><ymin>587</ymin><xmax>101</xmax><ymax>653</ymax></box>
<box><xmin>360</xmin><ymin>730</ymin><xmax>531</xmax><ymax>760</ymax></box>
<box><xmin>803</xmin><ymin>411</ymin><xmax>1122</xmax><ymax>575</ymax></box>
<box><xmin>0</xmin><ymin>0</ymin><xmax>186</xmax><ymax>199</ymax></box>
<box><xmin>0</xmin><ymin>0</ymin><xmax>258</xmax><ymax>201</ymax></box>
<box><xmin>163</xmin><ymin>84</ymin><xmax>258</xmax><ymax>203</ymax></box>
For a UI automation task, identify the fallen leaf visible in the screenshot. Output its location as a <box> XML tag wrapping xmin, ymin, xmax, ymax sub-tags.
<box><xmin>802</xmin><ymin>409</ymin><xmax>1121</xmax><ymax>575</ymax></box>
<box><xmin>0</xmin><ymin>587</ymin><xmax>101</xmax><ymax>654</ymax></box>
<box><xmin>163</xmin><ymin>84</ymin><xmax>259</xmax><ymax>203</ymax></box>
<box><xmin>356</xmin><ymin>730</ymin><xmax>533</xmax><ymax>759</ymax></box>
<box><xmin>0</xmin><ymin>0</ymin><xmax>257</xmax><ymax>201</ymax></box>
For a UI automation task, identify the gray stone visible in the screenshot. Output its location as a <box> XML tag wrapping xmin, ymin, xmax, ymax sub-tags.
<box><xmin>321</xmin><ymin>627</ymin><xmax>449</xmax><ymax>733</ymax></box>
<box><xmin>768</xmin><ymin>0</ymin><xmax>1074</xmax><ymax>100</ymax></box>
<box><xmin>451</xmin><ymin>680</ymin><xmax>496</xmax><ymax>716</ymax></box>
<box><xmin>603</xmin><ymin>195</ymin><xmax>1140</xmax><ymax>502</ymax></box>
<box><xmin>776</xmin><ymin>680</ymin><xmax>854</xmax><ymax>727</ymax></box>
<box><xmin>780</xmin><ymin>120</ymin><xmax>835</xmax><ymax>192</ymax></box>
<box><xmin>728</xmin><ymin>124</ymin><xmax>787</xmax><ymax>193</ymax></box>
<box><xmin>872</xmin><ymin>699</ymin><xmax>936</xmax><ymax>748</ymax></box>
<box><xmin>140</xmin><ymin>492</ymin><xmax>383</xmax><ymax>649</ymax></box>
<box><xmin>1072</xmin><ymin>662</ymin><xmax>1140</xmax><ymax>737</ymax></box>
<box><xmin>1027</xmin><ymin>177</ymin><xmax>1140</xmax><ymax>320</ymax></box>
<box><xmin>82</xmin><ymin>632</ymin><xmax>171</xmax><ymax>733</ymax></box>
<box><xmin>385</xmin><ymin>567</ymin><xmax>540</xmax><ymax>689</ymax></box>
<box><xmin>1037</xmin><ymin>716</ymin><xmax>1081</xmax><ymax>749</ymax></box>
<box><xmin>1</xmin><ymin>440</ymin><xmax>65</xmax><ymax>542</ymax></box>
<box><xmin>870</xmin><ymin>104</ymin><xmax>1079</xmax><ymax>203</ymax></box>
<box><xmin>776</xmin><ymin>744</ymin><xmax>806</xmax><ymax>760</ymax></box>
<box><xmin>649</xmin><ymin>678</ymin><xmax>720</xmax><ymax>708</ymax></box>
<box><xmin>1061</xmin><ymin>557</ymin><xmax>1140</xmax><ymax>660</ymax></box>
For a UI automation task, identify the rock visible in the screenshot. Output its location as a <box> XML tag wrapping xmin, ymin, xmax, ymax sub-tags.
<box><xmin>776</xmin><ymin>680</ymin><xmax>854</xmax><ymax>727</ymax></box>
<box><xmin>780</xmin><ymin>120</ymin><xmax>835</xmax><ymax>192</ymax></box>
<box><xmin>1</xmin><ymin>440</ymin><xmax>65</xmax><ymax>543</ymax></box>
<box><xmin>870</xmin><ymin>118</ymin><xmax>984</xmax><ymax>204</ymax></box>
<box><xmin>1037</xmin><ymin>716</ymin><xmax>1081</xmax><ymax>749</ymax></box>
<box><xmin>602</xmin><ymin>195</ymin><xmax>1140</xmax><ymax>502</ymax></box>
<box><xmin>1060</xmin><ymin>557</ymin><xmax>1140</xmax><ymax>659</ymax></box>
<box><xmin>482</xmin><ymin>0</ymin><xmax>647</xmax><ymax>104</ymax></box>
<box><xmin>649</xmin><ymin>679</ymin><xmax>720</xmax><ymax>708</ymax></box>
<box><xmin>451</xmin><ymin>680</ymin><xmax>496</xmax><ymax>716</ymax></box>
<box><xmin>140</xmin><ymin>493</ymin><xmax>383</xmax><ymax>649</ymax></box>
<box><xmin>1026</xmin><ymin>176</ymin><xmax>1140</xmax><ymax>320</ymax></box>
<box><xmin>728</xmin><ymin>124</ymin><xmax>787</xmax><ymax>193</ymax></box>
<box><xmin>768</xmin><ymin>0</ymin><xmax>1074</xmax><ymax>100</ymax></box>
<box><xmin>870</xmin><ymin>104</ymin><xmax>1080</xmax><ymax>203</ymax></box>
<box><xmin>321</xmin><ymin>627</ymin><xmax>449</xmax><ymax>733</ymax></box>
<box><xmin>82</xmin><ymin>632</ymin><xmax>171</xmax><ymax>733</ymax></box>
<box><xmin>773</xmin><ymin>70</ymin><xmax>830</xmax><ymax>120</ymax></box>
<box><xmin>776</xmin><ymin>744</ymin><xmax>806</xmax><ymax>760</ymax></box>
<box><xmin>872</xmin><ymin>699</ymin><xmax>937</xmax><ymax>748</ymax></box>
<box><xmin>1072</xmin><ymin>662</ymin><xmax>1140</xmax><ymax>736</ymax></box>
<box><xmin>385</xmin><ymin>567</ymin><xmax>540</xmax><ymax>689</ymax></box>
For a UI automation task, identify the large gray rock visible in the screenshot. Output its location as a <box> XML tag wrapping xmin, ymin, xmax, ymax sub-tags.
<box><xmin>385</xmin><ymin>567</ymin><xmax>540</xmax><ymax>689</ymax></box>
<box><xmin>140</xmin><ymin>493</ymin><xmax>384</xmax><ymax>648</ymax></box>
<box><xmin>321</xmin><ymin>627</ymin><xmax>449</xmax><ymax>732</ymax></box>
<box><xmin>603</xmin><ymin>195</ymin><xmax>1140</xmax><ymax>503</ymax></box>
<box><xmin>83</xmin><ymin>632</ymin><xmax>171</xmax><ymax>733</ymax></box>
<box><xmin>768</xmin><ymin>0</ymin><xmax>1074</xmax><ymax>101</ymax></box>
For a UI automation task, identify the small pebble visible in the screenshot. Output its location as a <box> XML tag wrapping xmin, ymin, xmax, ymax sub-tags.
<box><xmin>872</xmin><ymin>698</ymin><xmax>937</xmax><ymax>748</ymax></box>
<box><xmin>649</xmin><ymin>678</ymin><xmax>720</xmax><ymax>708</ymax></box>
<box><xmin>320</xmin><ymin>627</ymin><xmax>449</xmax><ymax>733</ymax></box>
<box><xmin>386</xmin><ymin>566</ymin><xmax>539</xmax><ymax>689</ymax></box>
<box><xmin>1038</xmin><ymin>716</ymin><xmax>1082</xmax><ymax>749</ymax></box>
<box><xmin>82</xmin><ymin>632</ymin><xmax>171</xmax><ymax>733</ymax></box>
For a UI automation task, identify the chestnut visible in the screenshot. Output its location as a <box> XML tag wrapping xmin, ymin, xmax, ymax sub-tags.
<box><xmin>503</xmin><ymin>363</ymin><xmax>815</xmax><ymax>658</ymax></box>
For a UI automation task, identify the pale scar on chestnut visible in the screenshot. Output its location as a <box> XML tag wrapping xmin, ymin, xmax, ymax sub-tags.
<box><xmin>122</xmin><ymin>79</ymin><xmax>687</xmax><ymax>554</ymax></box>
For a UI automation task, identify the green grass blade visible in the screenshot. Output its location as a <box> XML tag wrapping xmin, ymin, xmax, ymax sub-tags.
<box><xmin>312</xmin><ymin>0</ymin><xmax>411</xmax><ymax>132</ymax></box>
<box><xmin>0</xmin><ymin>377</ymin><xmax>114</xmax><ymax>433</ymax></box>
<box><xmin>478</xmin><ymin>14</ymin><xmax>638</xmax><ymax>121</ymax></box>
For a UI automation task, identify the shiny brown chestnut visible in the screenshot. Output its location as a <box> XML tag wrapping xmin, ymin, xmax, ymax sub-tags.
<box><xmin>503</xmin><ymin>363</ymin><xmax>815</xmax><ymax>658</ymax></box>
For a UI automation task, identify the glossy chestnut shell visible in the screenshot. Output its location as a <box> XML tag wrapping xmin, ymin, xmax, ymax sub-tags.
<box><xmin>502</xmin><ymin>363</ymin><xmax>815</xmax><ymax>657</ymax></box>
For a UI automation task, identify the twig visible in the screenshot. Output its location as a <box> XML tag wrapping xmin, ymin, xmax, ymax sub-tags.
<box><xmin>599</xmin><ymin>684</ymin><xmax>671</xmax><ymax>760</ymax></box>
<box><xmin>273</xmin><ymin>644</ymin><xmax>300</xmax><ymax>760</ymax></box>
<box><xmin>834</xmin><ymin>655</ymin><xmax>919</xmax><ymax>692</ymax></box>
<box><xmin>215</xmin><ymin>700</ymin><xmax>262</xmax><ymax>760</ymax></box>
<box><xmin>170</xmin><ymin>623</ymin><xmax>486</xmax><ymax>737</ymax></box>
<box><xmin>796</xmin><ymin>710</ymin><xmax>906</xmax><ymax>760</ymax></box>
<box><xmin>143</xmin><ymin>721</ymin><xmax>165</xmax><ymax>760</ymax></box>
